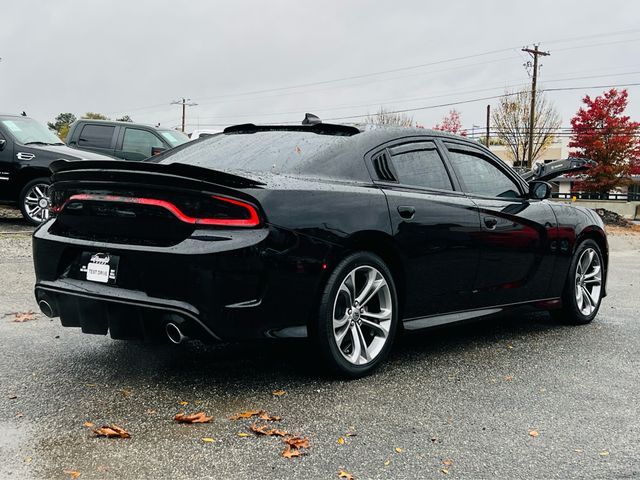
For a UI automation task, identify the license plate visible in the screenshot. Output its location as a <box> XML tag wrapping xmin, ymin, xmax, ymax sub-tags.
<box><xmin>79</xmin><ymin>252</ymin><xmax>119</xmax><ymax>284</ymax></box>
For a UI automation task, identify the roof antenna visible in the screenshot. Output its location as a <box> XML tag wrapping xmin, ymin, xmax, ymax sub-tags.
<box><xmin>21</xmin><ymin>111</ymin><xmax>27</xmax><ymax>116</ymax></box>
<box><xmin>302</xmin><ymin>113</ymin><xmax>321</xmax><ymax>125</ymax></box>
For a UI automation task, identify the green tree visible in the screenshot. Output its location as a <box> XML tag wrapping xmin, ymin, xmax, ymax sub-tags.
<box><xmin>82</xmin><ymin>112</ymin><xmax>110</xmax><ymax>120</ymax></box>
<box><xmin>47</xmin><ymin>112</ymin><xmax>76</xmax><ymax>141</ymax></box>
<box><xmin>116</xmin><ymin>115</ymin><xmax>133</xmax><ymax>122</ymax></box>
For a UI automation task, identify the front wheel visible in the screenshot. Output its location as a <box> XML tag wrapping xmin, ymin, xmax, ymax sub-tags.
<box><xmin>19</xmin><ymin>177</ymin><xmax>51</xmax><ymax>226</ymax></box>
<box><xmin>314</xmin><ymin>252</ymin><xmax>398</xmax><ymax>378</ymax></box>
<box><xmin>553</xmin><ymin>239</ymin><xmax>604</xmax><ymax>325</ymax></box>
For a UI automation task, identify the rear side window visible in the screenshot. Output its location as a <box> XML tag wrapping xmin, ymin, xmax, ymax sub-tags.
<box><xmin>157</xmin><ymin>131</ymin><xmax>348</xmax><ymax>173</ymax></box>
<box><xmin>446</xmin><ymin>147</ymin><xmax>521</xmax><ymax>198</ymax></box>
<box><xmin>389</xmin><ymin>145</ymin><xmax>452</xmax><ymax>190</ymax></box>
<box><xmin>78</xmin><ymin>125</ymin><xmax>115</xmax><ymax>148</ymax></box>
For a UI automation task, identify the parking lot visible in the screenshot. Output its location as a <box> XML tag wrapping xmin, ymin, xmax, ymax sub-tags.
<box><xmin>1</xmin><ymin>205</ymin><xmax>639</xmax><ymax>479</ymax></box>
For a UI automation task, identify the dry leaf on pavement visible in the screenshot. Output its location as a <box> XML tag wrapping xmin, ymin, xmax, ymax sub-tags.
<box><xmin>272</xmin><ymin>389</ymin><xmax>287</xmax><ymax>396</ymax></box>
<box><xmin>82</xmin><ymin>421</ymin><xmax>94</xmax><ymax>428</ymax></box>
<box><xmin>337</xmin><ymin>436</ymin><xmax>345</xmax><ymax>445</ymax></box>
<box><xmin>201</xmin><ymin>437</ymin><xmax>215</xmax><ymax>443</ymax></box>
<box><xmin>93</xmin><ymin>425</ymin><xmax>130</xmax><ymax>438</ymax></box>
<box><xmin>63</xmin><ymin>470</ymin><xmax>81</xmax><ymax>479</ymax></box>
<box><xmin>249</xmin><ymin>423</ymin><xmax>287</xmax><ymax>437</ymax></box>
<box><xmin>528</xmin><ymin>430</ymin><xmax>540</xmax><ymax>437</ymax></box>
<box><xmin>442</xmin><ymin>459</ymin><xmax>453</xmax><ymax>466</ymax></box>
<box><xmin>174</xmin><ymin>412</ymin><xmax>212</xmax><ymax>424</ymax></box>
<box><xmin>281</xmin><ymin>445</ymin><xmax>302</xmax><ymax>458</ymax></box>
<box><xmin>258</xmin><ymin>411</ymin><xmax>282</xmax><ymax>422</ymax></box>
<box><xmin>11</xmin><ymin>311</ymin><xmax>37</xmax><ymax>323</ymax></box>
<box><xmin>338</xmin><ymin>470</ymin><xmax>354</xmax><ymax>480</ymax></box>
<box><xmin>230</xmin><ymin>410</ymin><xmax>263</xmax><ymax>420</ymax></box>
<box><xmin>395</xmin><ymin>447</ymin><xmax>402</xmax><ymax>453</ymax></box>
<box><xmin>281</xmin><ymin>436</ymin><xmax>310</xmax><ymax>458</ymax></box>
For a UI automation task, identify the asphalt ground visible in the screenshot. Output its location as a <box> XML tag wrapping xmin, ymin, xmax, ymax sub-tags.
<box><xmin>0</xmin><ymin>205</ymin><xmax>639</xmax><ymax>479</ymax></box>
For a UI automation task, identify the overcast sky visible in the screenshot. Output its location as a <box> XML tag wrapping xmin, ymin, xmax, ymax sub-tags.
<box><xmin>2</xmin><ymin>0</ymin><xmax>639</xmax><ymax>134</ymax></box>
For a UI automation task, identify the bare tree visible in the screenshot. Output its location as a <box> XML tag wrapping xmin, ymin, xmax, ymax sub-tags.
<box><xmin>492</xmin><ymin>89</ymin><xmax>561</xmax><ymax>167</ymax></box>
<box><xmin>364</xmin><ymin>107</ymin><xmax>414</xmax><ymax>128</ymax></box>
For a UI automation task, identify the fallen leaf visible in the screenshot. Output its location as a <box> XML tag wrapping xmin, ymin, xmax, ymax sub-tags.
<box><xmin>15</xmin><ymin>412</ymin><xmax>24</xmax><ymax>418</ymax></box>
<box><xmin>506</xmin><ymin>344</ymin><xmax>514</xmax><ymax>349</ymax></box>
<box><xmin>395</xmin><ymin>447</ymin><xmax>402</xmax><ymax>453</ymax></box>
<box><xmin>384</xmin><ymin>460</ymin><xmax>391</xmax><ymax>466</ymax></box>
<box><xmin>258</xmin><ymin>411</ymin><xmax>282</xmax><ymax>422</ymax></box>
<box><xmin>528</xmin><ymin>430</ymin><xmax>540</xmax><ymax>438</ymax></box>
<box><xmin>12</xmin><ymin>311</ymin><xmax>36</xmax><ymax>323</ymax></box>
<box><xmin>442</xmin><ymin>459</ymin><xmax>454</xmax><ymax>466</ymax></box>
<box><xmin>237</xmin><ymin>432</ymin><xmax>250</xmax><ymax>437</ymax></box>
<box><xmin>272</xmin><ymin>389</ymin><xmax>287</xmax><ymax>396</ymax></box>
<box><xmin>145</xmin><ymin>409</ymin><xmax>157</xmax><ymax>415</ymax></box>
<box><xmin>599</xmin><ymin>450</ymin><xmax>610</xmax><ymax>456</ymax></box>
<box><xmin>201</xmin><ymin>437</ymin><xmax>215</xmax><ymax>443</ymax></box>
<box><xmin>83</xmin><ymin>421</ymin><xmax>94</xmax><ymax>428</ymax></box>
<box><xmin>338</xmin><ymin>470</ymin><xmax>354</xmax><ymax>480</ymax></box>
<box><xmin>337</xmin><ymin>436</ymin><xmax>345</xmax><ymax>445</ymax></box>
<box><xmin>503</xmin><ymin>375</ymin><xmax>513</xmax><ymax>381</ymax></box>
<box><xmin>345</xmin><ymin>431</ymin><xmax>357</xmax><ymax>437</ymax></box>
<box><xmin>441</xmin><ymin>468</ymin><xmax>449</xmax><ymax>475</ymax></box>
<box><xmin>249</xmin><ymin>423</ymin><xmax>288</xmax><ymax>437</ymax></box>
<box><xmin>281</xmin><ymin>445</ymin><xmax>302</xmax><ymax>458</ymax></box>
<box><xmin>179</xmin><ymin>401</ymin><xmax>189</xmax><ymax>406</ymax></box>
<box><xmin>174</xmin><ymin>412</ymin><xmax>212</xmax><ymax>424</ymax></box>
<box><xmin>230</xmin><ymin>410</ymin><xmax>263</xmax><ymax>420</ymax></box>
<box><xmin>93</xmin><ymin>424</ymin><xmax>131</xmax><ymax>438</ymax></box>
<box><xmin>284</xmin><ymin>436</ymin><xmax>310</xmax><ymax>449</ymax></box>
<box><xmin>574</xmin><ymin>448</ymin><xmax>583</xmax><ymax>453</ymax></box>
<box><xmin>63</xmin><ymin>470</ymin><xmax>81</xmax><ymax>479</ymax></box>
<box><xmin>7</xmin><ymin>394</ymin><xmax>17</xmax><ymax>400</ymax></box>
<box><xmin>23</xmin><ymin>457</ymin><xmax>32</xmax><ymax>464</ymax></box>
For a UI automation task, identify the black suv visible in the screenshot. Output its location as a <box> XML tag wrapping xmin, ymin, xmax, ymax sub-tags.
<box><xmin>66</xmin><ymin>120</ymin><xmax>189</xmax><ymax>161</ymax></box>
<box><xmin>0</xmin><ymin>114</ymin><xmax>115</xmax><ymax>225</ymax></box>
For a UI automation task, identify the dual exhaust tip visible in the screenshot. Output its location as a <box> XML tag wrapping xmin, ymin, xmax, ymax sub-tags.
<box><xmin>38</xmin><ymin>298</ymin><xmax>189</xmax><ymax>345</ymax></box>
<box><xmin>165</xmin><ymin>322</ymin><xmax>189</xmax><ymax>344</ymax></box>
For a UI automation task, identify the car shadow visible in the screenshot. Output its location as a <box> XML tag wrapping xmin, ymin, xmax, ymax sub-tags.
<box><xmin>54</xmin><ymin>310</ymin><xmax>569</xmax><ymax>397</ymax></box>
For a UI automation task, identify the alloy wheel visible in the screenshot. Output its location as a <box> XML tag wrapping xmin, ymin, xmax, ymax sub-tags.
<box><xmin>23</xmin><ymin>183</ymin><xmax>51</xmax><ymax>224</ymax></box>
<box><xmin>332</xmin><ymin>265</ymin><xmax>392</xmax><ymax>366</ymax></box>
<box><xmin>574</xmin><ymin>247</ymin><xmax>602</xmax><ymax>316</ymax></box>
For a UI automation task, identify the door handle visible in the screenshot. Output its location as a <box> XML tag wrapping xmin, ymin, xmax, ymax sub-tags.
<box><xmin>397</xmin><ymin>206</ymin><xmax>416</xmax><ymax>219</ymax></box>
<box><xmin>483</xmin><ymin>216</ymin><xmax>498</xmax><ymax>229</ymax></box>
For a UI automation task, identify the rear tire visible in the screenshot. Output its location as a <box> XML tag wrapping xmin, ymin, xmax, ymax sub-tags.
<box><xmin>19</xmin><ymin>177</ymin><xmax>51</xmax><ymax>226</ymax></box>
<box><xmin>552</xmin><ymin>239</ymin><xmax>604</xmax><ymax>325</ymax></box>
<box><xmin>314</xmin><ymin>252</ymin><xmax>398</xmax><ymax>378</ymax></box>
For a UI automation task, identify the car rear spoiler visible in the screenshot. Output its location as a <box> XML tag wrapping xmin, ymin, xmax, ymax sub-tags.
<box><xmin>49</xmin><ymin>159</ymin><xmax>265</xmax><ymax>189</ymax></box>
<box><xmin>521</xmin><ymin>158</ymin><xmax>596</xmax><ymax>183</ymax></box>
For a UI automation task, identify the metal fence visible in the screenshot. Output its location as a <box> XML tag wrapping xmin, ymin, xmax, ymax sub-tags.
<box><xmin>552</xmin><ymin>192</ymin><xmax>640</xmax><ymax>201</ymax></box>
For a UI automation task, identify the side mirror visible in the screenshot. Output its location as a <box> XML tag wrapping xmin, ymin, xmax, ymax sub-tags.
<box><xmin>0</xmin><ymin>139</ymin><xmax>6</xmax><ymax>151</ymax></box>
<box><xmin>529</xmin><ymin>181</ymin><xmax>552</xmax><ymax>200</ymax></box>
<box><xmin>151</xmin><ymin>146</ymin><xmax>167</xmax><ymax>156</ymax></box>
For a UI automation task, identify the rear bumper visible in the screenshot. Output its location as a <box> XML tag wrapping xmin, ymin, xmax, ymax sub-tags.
<box><xmin>32</xmin><ymin>219</ymin><xmax>332</xmax><ymax>341</ymax></box>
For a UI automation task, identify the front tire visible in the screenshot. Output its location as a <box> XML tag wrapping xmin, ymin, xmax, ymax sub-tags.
<box><xmin>19</xmin><ymin>177</ymin><xmax>51</xmax><ymax>226</ymax></box>
<box><xmin>553</xmin><ymin>239</ymin><xmax>604</xmax><ymax>325</ymax></box>
<box><xmin>314</xmin><ymin>252</ymin><xmax>398</xmax><ymax>378</ymax></box>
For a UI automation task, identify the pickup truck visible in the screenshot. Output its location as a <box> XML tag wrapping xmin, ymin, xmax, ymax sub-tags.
<box><xmin>0</xmin><ymin>114</ymin><xmax>114</xmax><ymax>225</ymax></box>
<box><xmin>66</xmin><ymin>120</ymin><xmax>190</xmax><ymax>161</ymax></box>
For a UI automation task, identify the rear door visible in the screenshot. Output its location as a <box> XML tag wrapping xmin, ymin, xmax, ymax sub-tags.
<box><xmin>74</xmin><ymin>123</ymin><xmax>118</xmax><ymax>157</ymax></box>
<box><xmin>369</xmin><ymin>138</ymin><xmax>481</xmax><ymax>318</ymax></box>
<box><xmin>442</xmin><ymin>141</ymin><xmax>557</xmax><ymax>306</ymax></box>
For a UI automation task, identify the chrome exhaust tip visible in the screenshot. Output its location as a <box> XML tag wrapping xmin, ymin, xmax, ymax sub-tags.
<box><xmin>165</xmin><ymin>322</ymin><xmax>187</xmax><ymax>344</ymax></box>
<box><xmin>38</xmin><ymin>299</ymin><xmax>55</xmax><ymax>318</ymax></box>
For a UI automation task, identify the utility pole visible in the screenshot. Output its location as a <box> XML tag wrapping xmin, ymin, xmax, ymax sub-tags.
<box><xmin>522</xmin><ymin>45</ymin><xmax>550</xmax><ymax>168</ymax></box>
<box><xmin>171</xmin><ymin>98</ymin><xmax>198</xmax><ymax>133</ymax></box>
<box><xmin>485</xmin><ymin>104</ymin><xmax>490</xmax><ymax>148</ymax></box>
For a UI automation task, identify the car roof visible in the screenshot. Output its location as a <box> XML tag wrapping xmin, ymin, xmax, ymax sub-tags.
<box><xmin>73</xmin><ymin>119</ymin><xmax>163</xmax><ymax>129</ymax></box>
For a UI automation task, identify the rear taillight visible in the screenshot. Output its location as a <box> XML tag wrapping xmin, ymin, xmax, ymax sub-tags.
<box><xmin>53</xmin><ymin>194</ymin><xmax>260</xmax><ymax>227</ymax></box>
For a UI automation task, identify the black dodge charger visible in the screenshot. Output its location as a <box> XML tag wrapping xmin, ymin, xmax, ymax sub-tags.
<box><xmin>32</xmin><ymin>119</ymin><xmax>607</xmax><ymax>377</ymax></box>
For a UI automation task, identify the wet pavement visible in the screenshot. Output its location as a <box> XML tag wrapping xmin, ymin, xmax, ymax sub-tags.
<box><xmin>0</xmin><ymin>211</ymin><xmax>639</xmax><ymax>479</ymax></box>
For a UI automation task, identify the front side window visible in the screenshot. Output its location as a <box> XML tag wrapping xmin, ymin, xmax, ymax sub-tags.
<box><xmin>123</xmin><ymin>128</ymin><xmax>163</xmax><ymax>157</ymax></box>
<box><xmin>446</xmin><ymin>147</ymin><xmax>521</xmax><ymax>198</ymax></box>
<box><xmin>389</xmin><ymin>145</ymin><xmax>453</xmax><ymax>191</ymax></box>
<box><xmin>78</xmin><ymin>124</ymin><xmax>115</xmax><ymax>148</ymax></box>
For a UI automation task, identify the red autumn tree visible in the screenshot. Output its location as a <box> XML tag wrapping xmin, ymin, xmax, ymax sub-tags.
<box><xmin>569</xmin><ymin>88</ymin><xmax>640</xmax><ymax>193</ymax></box>
<box><xmin>433</xmin><ymin>109</ymin><xmax>467</xmax><ymax>136</ymax></box>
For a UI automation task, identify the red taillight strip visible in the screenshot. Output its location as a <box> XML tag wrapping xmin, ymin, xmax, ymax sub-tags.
<box><xmin>58</xmin><ymin>194</ymin><xmax>260</xmax><ymax>227</ymax></box>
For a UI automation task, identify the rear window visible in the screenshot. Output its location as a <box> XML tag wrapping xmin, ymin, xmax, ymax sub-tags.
<box><xmin>157</xmin><ymin>131</ymin><xmax>348</xmax><ymax>173</ymax></box>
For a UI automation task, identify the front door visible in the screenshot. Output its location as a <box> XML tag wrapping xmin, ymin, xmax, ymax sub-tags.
<box><xmin>442</xmin><ymin>141</ymin><xmax>557</xmax><ymax>307</ymax></box>
<box><xmin>371</xmin><ymin>139</ymin><xmax>481</xmax><ymax>318</ymax></box>
<box><xmin>0</xmin><ymin>128</ymin><xmax>15</xmax><ymax>201</ymax></box>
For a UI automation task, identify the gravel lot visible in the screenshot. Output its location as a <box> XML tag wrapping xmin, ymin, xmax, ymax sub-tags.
<box><xmin>1</xmin><ymin>205</ymin><xmax>639</xmax><ymax>479</ymax></box>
